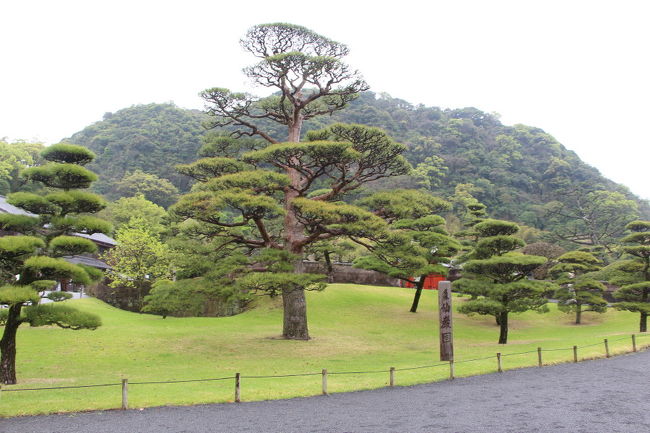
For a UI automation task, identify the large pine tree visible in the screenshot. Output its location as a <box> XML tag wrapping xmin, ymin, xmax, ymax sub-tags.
<box><xmin>172</xmin><ymin>24</ymin><xmax>412</xmax><ymax>339</ymax></box>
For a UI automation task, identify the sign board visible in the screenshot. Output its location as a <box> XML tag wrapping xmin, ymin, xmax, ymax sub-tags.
<box><xmin>438</xmin><ymin>280</ymin><xmax>453</xmax><ymax>361</ymax></box>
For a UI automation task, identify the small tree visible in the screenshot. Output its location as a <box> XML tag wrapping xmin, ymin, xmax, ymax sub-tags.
<box><xmin>454</xmin><ymin>219</ymin><xmax>555</xmax><ymax>344</ymax></box>
<box><xmin>452</xmin><ymin>199</ymin><xmax>489</xmax><ymax>299</ymax></box>
<box><xmin>103</xmin><ymin>218</ymin><xmax>172</xmax><ymax>310</ymax></box>
<box><xmin>0</xmin><ymin>143</ymin><xmax>106</xmax><ymax>384</ymax></box>
<box><xmin>551</xmin><ymin>251</ymin><xmax>607</xmax><ymax>324</ymax></box>
<box><xmin>353</xmin><ymin>189</ymin><xmax>460</xmax><ymax>312</ymax></box>
<box><xmin>142</xmin><ymin>280</ymin><xmax>204</xmax><ymax>319</ymax></box>
<box><xmin>612</xmin><ymin>220</ymin><xmax>650</xmax><ymax>332</ymax></box>
<box><xmin>142</xmin><ymin>223</ymin><xmax>257</xmax><ymax>319</ymax></box>
<box><xmin>98</xmin><ymin>193</ymin><xmax>167</xmax><ymax>234</ymax></box>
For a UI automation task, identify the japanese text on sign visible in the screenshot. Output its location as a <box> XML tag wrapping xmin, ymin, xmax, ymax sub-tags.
<box><xmin>438</xmin><ymin>281</ymin><xmax>453</xmax><ymax>361</ymax></box>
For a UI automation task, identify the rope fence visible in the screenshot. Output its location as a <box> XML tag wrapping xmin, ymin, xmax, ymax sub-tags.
<box><xmin>1</xmin><ymin>332</ymin><xmax>649</xmax><ymax>410</ymax></box>
<box><xmin>129</xmin><ymin>376</ymin><xmax>234</xmax><ymax>385</ymax></box>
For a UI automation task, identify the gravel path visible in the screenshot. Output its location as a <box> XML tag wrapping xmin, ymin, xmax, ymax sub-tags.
<box><xmin>3</xmin><ymin>350</ymin><xmax>650</xmax><ymax>433</ymax></box>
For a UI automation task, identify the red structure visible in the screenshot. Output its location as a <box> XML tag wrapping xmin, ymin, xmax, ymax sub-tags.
<box><xmin>403</xmin><ymin>273</ymin><xmax>446</xmax><ymax>290</ymax></box>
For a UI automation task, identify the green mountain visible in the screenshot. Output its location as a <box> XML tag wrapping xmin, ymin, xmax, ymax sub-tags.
<box><xmin>320</xmin><ymin>93</ymin><xmax>649</xmax><ymax>222</ymax></box>
<box><xmin>66</xmin><ymin>103</ymin><xmax>206</xmax><ymax>195</ymax></box>
<box><xmin>66</xmin><ymin>93</ymin><xmax>649</xmax><ymax>231</ymax></box>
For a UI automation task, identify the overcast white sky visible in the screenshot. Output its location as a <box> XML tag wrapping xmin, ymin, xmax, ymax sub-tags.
<box><xmin>2</xmin><ymin>0</ymin><xmax>648</xmax><ymax>199</ymax></box>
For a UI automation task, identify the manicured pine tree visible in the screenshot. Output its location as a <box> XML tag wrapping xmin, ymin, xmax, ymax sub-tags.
<box><xmin>454</xmin><ymin>219</ymin><xmax>555</xmax><ymax>344</ymax></box>
<box><xmin>352</xmin><ymin>190</ymin><xmax>460</xmax><ymax>312</ymax></box>
<box><xmin>613</xmin><ymin>220</ymin><xmax>650</xmax><ymax>332</ymax></box>
<box><xmin>0</xmin><ymin>143</ymin><xmax>107</xmax><ymax>384</ymax></box>
<box><xmin>551</xmin><ymin>251</ymin><xmax>607</xmax><ymax>324</ymax></box>
<box><xmin>172</xmin><ymin>24</ymin><xmax>410</xmax><ymax>340</ymax></box>
<box><xmin>454</xmin><ymin>201</ymin><xmax>488</xmax><ymax>254</ymax></box>
<box><xmin>453</xmin><ymin>200</ymin><xmax>489</xmax><ymax>300</ymax></box>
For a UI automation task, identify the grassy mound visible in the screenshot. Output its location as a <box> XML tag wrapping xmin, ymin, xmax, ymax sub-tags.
<box><xmin>1</xmin><ymin>284</ymin><xmax>645</xmax><ymax>416</ymax></box>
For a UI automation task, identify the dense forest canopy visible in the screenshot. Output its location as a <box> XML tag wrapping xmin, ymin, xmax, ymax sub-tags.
<box><xmin>64</xmin><ymin>93</ymin><xmax>649</xmax><ymax>231</ymax></box>
<box><xmin>66</xmin><ymin>103</ymin><xmax>206</xmax><ymax>195</ymax></box>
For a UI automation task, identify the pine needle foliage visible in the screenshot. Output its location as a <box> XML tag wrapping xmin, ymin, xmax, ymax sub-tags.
<box><xmin>613</xmin><ymin>220</ymin><xmax>650</xmax><ymax>331</ymax></box>
<box><xmin>454</xmin><ymin>219</ymin><xmax>555</xmax><ymax>344</ymax></box>
<box><xmin>551</xmin><ymin>251</ymin><xmax>607</xmax><ymax>324</ymax></box>
<box><xmin>169</xmin><ymin>24</ymin><xmax>417</xmax><ymax>340</ymax></box>
<box><xmin>0</xmin><ymin>143</ymin><xmax>107</xmax><ymax>384</ymax></box>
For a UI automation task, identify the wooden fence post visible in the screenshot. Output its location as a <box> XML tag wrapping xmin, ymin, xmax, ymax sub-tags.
<box><xmin>322</xmin><ymin>369</ymin><xmax>328</xmax><ymax>395</ymax></box>
<box><xmin>537</xmin><ymin>347</ymin><xmax>543</xmax><ymax>367</ymax></box>
<box><xmin>497</xmin><ymin>353</ymin><xmax>502</xmax><ymax>373</ymax></box>
<box><xmin>235</xmin><ymin>373</ymin><xmax>241</xmax><ymax>403</ymax></box>
<box><xmin>573</xmin><ymin>345</ymin><xmax>578</xmax><ymax>363</ymax></box>
<box><xmin>449</xmin><ymin>360</ymin><xmax>455</xmax><ymax>380</ymax></box>
<box><xmin>389</xmin><ymin>367</ymin><xmax>395</xmax><ymax>387</ymax></box>
<box><xmin>604</xmin><ymin>339</ymin><xmax>610</xmax><ymax>358</ymax></box>
<box><xmin>121</xmin><ymin>379</ymin><xmax>128</xmax><ymax>410</ymax></box>
<box><xmin>632</xmin><ymin>334</ymin><xmax>637</xmax><ymax>352</ymax></box>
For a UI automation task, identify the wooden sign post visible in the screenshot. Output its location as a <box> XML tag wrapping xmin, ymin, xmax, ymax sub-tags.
<box><xmin>438</xmin><ymin>281</ymin><xmax>453</xmax><ymax>361</ymax></box>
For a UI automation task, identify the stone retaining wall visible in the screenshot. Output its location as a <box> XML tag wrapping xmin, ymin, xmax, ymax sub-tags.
<box><xmin>302</xmin><ymin>261</ymin><xmax>400</xmax><ymax>286</ymax></box>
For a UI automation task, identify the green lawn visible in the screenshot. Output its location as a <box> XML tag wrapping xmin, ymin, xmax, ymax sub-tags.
<box><xmin>1</xmin><ymin>283</ymin><xmax>646</xmax><ymax>417</ymax></box>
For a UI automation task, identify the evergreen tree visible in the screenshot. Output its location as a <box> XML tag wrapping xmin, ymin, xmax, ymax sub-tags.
<box><xmin>172</xmin><ymin>24</ymin><xmax>408</xmax><ymax>340</ymax></box>
<box><xmin>543</xmin><ymin>190</ymin><xmax>639</xmax><ymax>253</ymax></box>
<box><xmin>0</xmin><ymin>143</ymin><xmax>107</xmax><ymax>384</ymax></box>
<box><xmin>455</xmin><ymin>201</ymin><xmax>488</xmax><ymax>258</ymax></box>
<box><xmin>143</xmin><ymin>250</ymin><xmax>250</xmax><ymax>319</ymax></box>
<box><xmin>454</xmin><ymin>219</ymin><xmax>555</xmax><ymax>344</ymax></box>
<box><xmin>353</xmin><ymin>190</ymin><xmax>460</xmax><ymax>312</ymax></box>
<box><xmin>141</xmin><ymin>220</ymin><xmax>253</xmax><ymax>319</ymax></box>
<box><xmin>452</xmin><ymin>197</ymin><xmax>489</xmax><ymax>300</ymax></box>
<box><xmin>612</xmin><ymin>220</ymin><xmax>650</xmax><ymax>332</ymax></box>
<box><xmin>551</xmin><ymin>251</ymin><xmax>607</xmax><ymax>324</ymax></box>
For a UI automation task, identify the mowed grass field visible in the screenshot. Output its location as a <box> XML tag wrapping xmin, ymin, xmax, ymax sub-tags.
<box><xmin>1</xmin><ymin>283</ymin><xmax>646</xmax><ymax>417</ymax></box>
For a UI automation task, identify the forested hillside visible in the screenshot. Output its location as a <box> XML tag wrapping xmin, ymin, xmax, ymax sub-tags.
<box><xmin>67</xmin><ymin>103</ymin><xmax>206</xmax><ymax>195</ymax></box>
<box><xmin>66</xmin><ymin>93</ymin><xmax>649</xmax><ymax>234</ymax></box>
<box><xmin>314</xmin><ymin>92</ymin><xmax>649</xmax><ymax>222</ymax></box>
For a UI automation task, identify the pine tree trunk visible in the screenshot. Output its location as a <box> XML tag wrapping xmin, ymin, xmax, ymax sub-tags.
<box><xmin>1</xmin><ymin>304</ymin><xmax>23</xmax><ymax>385</ymax></box>
<box><xmin>642</xmin><ymin>284</ymin><xmax>649</xmax><ymax>333</ymax></box>
<box><xmin>324</xmin><ymin>251</ymin><xmax>334</xmax><ymax>283</ymax></box>
<box><xmin>498</xmin><ymin>311</ymin><xmax>508</xmax><ymax>344</ymax></box>
<box><xmin>409</xmin><ymin>277</ymin><xmax>426</xmax><ymax>313</ymax></box>
<box><xmin>278</xmin><ymin>116</ymin><xmax>311</xmax><ymax>340</ymax></box>
<box><xmin>640</xmin><ymin>312</ymin><xmax>647</xmax><ymax>333</ymax></box>
<box><xmin>281</xmin><ymin>187</ymin><xmax>310</xmax><ymax>340</ymax></box>
<box><xmin>575</xmin><ymin>305</ymin><xmax>582</xmax><ymax>325</ymax></box>
<box><xmin>282</xmin><ymin>285</ymin><xmax>309</xmax><ymax>340</ymax></box>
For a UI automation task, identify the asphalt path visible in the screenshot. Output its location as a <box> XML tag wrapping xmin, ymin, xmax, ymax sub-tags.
<box><xmin>3</xmin><ymin>350</ymin><xmax>650</xmax><ymax>433</ymax></box>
